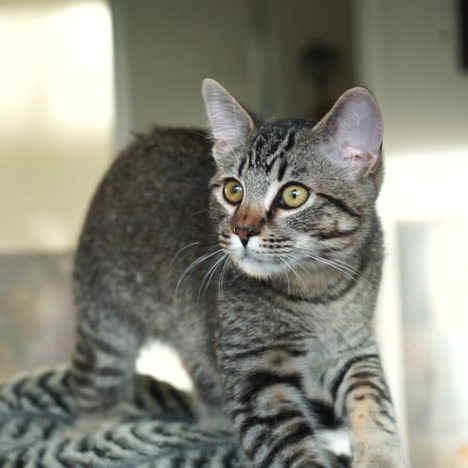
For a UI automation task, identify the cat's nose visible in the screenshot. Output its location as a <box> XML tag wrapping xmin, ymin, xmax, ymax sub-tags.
<box><xmin>234</xmin><ymin>226</ymin><xmax>257</xmax><ymax>247</ymax></box>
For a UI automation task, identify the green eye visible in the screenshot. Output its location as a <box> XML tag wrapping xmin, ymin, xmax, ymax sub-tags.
<box><xmin>280</xmin><ymin>184</ymin><xmax>309</xmax><ymax>208</ymax></box>
<box><xmin>223</xmin><ymin>179</ymin><xmax>244</xmax><ymax>204</ymax></box>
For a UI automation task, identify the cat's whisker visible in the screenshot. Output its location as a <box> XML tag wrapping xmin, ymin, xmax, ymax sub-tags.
<box><xmin>169</xmin><ymin>241</ymin><xmax>201</xmax><ymax>270</ymax></box>
<box><xmin>282</xmin><ymin>253</ymin><xmax>310</xmax><ymax>276</ymax></box>
<box><xmin>174</xmin><ymin>248</ymin><xmax>225</xmax><ymax>299</ymax></box>
<box><xmin>317</xmin><ymin>253</ymin><xmax>361</xmax><ymax>275</ymax></box>
<box><xmin>170</xmin><ymin>242</ymin><xmax>221</xmax><ymax>274</ymax></box>
<box><xmin>315</xmin><ymin>259</ymin><xmax>356</xmax><ymax>279</ymax></box>
<box><xmin>217</xmin><ymin>256</ymin><xmax>231</xmax><ymax>296</ymax></box>
<box><xmin>295</xmin><ymin>250</ymin><xmax>357</xmax><ymax>280</ymax></box>
<box><xmin>327</xmin><ymin>258</ymin><xmax>361</xmax><ymax>276</ymax></box>
<box><xmin>281</xmin><ymin>255</ymin><xmax>309</xmax><ymax>296</ymax></box>
<box><xmin>198</xmin><ymin>252</ymin><xmax>226</xmax><ymax>300</ymax></box>
<box><xmin>276</xmin><ymin>258</ymin><xmax>292</xmax><ymax>296</ymax></box>
<box><xmin>295</xmin><ymin>247</ymin><xmax>361</xmax><ymax>278</ymax></box>
<box><xmin>308</xmin><ymin>256</ymin><xmax>356</xmax><ymax>279</ymax></box>
<box><xmin>280</xmin><ymin>253</ymin><xmax>311</xmax><ymax>277</ymax></box>
<box><xmin>191</xmin><ymin>208</ymin><xmax>210</xmax><ymax>217</ymax></box>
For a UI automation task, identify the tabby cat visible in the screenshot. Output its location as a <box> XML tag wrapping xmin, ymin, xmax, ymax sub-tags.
<box><xmin>70</xmin><ymin>79</ymin><xmax>407</xmax><ymax>467</ymax></box>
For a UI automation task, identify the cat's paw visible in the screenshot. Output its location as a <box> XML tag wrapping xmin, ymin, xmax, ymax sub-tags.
<box><xmin>352</xmin><ymin>452</ymin><xmax>406</xmax><ymax>468</ymax></box>
<box><xmin>351</xmin><ymin>451</ymin><xmax>408</xmax><ymax>468</ymax></box>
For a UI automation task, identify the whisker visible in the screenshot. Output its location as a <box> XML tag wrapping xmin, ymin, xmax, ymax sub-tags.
<box><xmin>276</xmin><ymin>258</ymin><xmax>291</xmax><ymax>296</ymax></box>
<box><xmin>295</xmin><ymin>247</ymin><xmax>360</xmax><ymax>278</ymax></box>
<box><xmin>218</xmin><ymin>256</ymin><xmax>231</xmax><ymax>296</ymax></box>
<box><xmin>174</xmin><ymin>248</ymin><xmax>225</xmax><ymax>299</ymax></box>
<box><xmin>169</xmin><ymin>241</ymin><xmax>200</xmax><ymax>270</ymax></box>
<box><xmin>281</xmin><ymin>256</ymin><xmax>308</xmax><ymax>296</ymax></box>
<box><xmin>312</xmin><ymin>257</ymin><xmax>355</xmax><ymax>279</ymax></box>
<box><xmin>198</xmin><ymin>252</ymin><xmax>226</xmax><ymax>300</ymax></box>
<box><xmin>283</xmin><ymin>254</ymin><xmax>310</xmax><ymax>278</ymax></box>
<box><xmin>301</xmin><ymin>254</ymin><xmax>356</xmax><ymax>279</ymax></box>
<box><xmin>324</xmin><ymin>257</ymin><xmax>360</xmax><ymax>276</ymax></box>
<box><xmin>317</xmin><ymin>251</ymin><xmax>361</xmax><ymax>274</ymax></box>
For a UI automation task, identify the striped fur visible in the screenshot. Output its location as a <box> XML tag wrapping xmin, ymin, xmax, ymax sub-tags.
<box><xmin>69</xmin><ymin>81</ymin><xmax>407</xmax><ymax>467</ymax></box>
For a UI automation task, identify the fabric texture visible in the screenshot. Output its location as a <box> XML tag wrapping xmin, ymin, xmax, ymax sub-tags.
<box><xmin>0</xmin><ymin>367</ymin><xmax>243</xmax><ymax>467</ymax></box>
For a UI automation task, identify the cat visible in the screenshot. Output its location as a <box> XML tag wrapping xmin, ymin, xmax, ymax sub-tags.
<box><xmin>69</xmin><ymin>78</ymin><xmax>407</xmax><ymax>467</ymax></box>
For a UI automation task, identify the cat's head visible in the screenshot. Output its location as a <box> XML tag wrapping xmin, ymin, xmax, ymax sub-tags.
<box><xmin>202</xmin><ymin>78</ymin><xmax>383</xmax><ymax>279</ymax></box>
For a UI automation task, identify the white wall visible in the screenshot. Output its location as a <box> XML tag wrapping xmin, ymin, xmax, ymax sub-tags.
<box><xmin>111</xmin><ymin>0</ymin><xmax>254</xmax><ymax>147</ymax></box>
<box><xmin>0</xmin><ymin>0</ymin><xmax>113</xmax><ymax>253</ymax></box>
<box><xmin>354</xmin><ymin>1</ymin><xmax>468</xmax><ymax>464</ymax></box>
<box><xmin>354</xmin><ymin>0</ymin><xmax>468</xmax><ymax>155</ymax></box>
<box><xmin>270</xmin><ymin>0</ymin><xmax>354</xmax><ymax>118</ymax></box>
<box><xmin>111</xmin><ymin>0</ymin><xmax>354</xmax><ymax>149</ymax></box>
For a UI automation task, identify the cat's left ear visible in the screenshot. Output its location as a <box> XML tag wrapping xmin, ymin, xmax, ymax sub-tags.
<box><xmin>202</xmin><ymin>78</ymin><xmax>254</xmax><ymax>156</ymax></box>
<box><xmin>317</xmin><ymin>87</ymin><xmax>383</xmax><ymax>179</ymax></box>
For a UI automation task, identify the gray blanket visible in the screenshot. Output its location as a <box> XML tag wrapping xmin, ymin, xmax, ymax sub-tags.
<box><xmin>0</xmin><ymin>367</ymin><xmax>242</xmax><ymax>467</ymax></box>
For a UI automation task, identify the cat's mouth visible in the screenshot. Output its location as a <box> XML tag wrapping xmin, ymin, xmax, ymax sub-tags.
<box><xmin>220</xmin><ymin>232</ymin><xmax>298</xmax><ymax>278</ymax></box>
<box><xmin>228</xmin><ymin>246</ymin><xmax>288</xmax><ymax>278</ymax></box>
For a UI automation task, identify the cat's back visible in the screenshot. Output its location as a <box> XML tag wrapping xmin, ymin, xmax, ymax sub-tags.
<box><xmin>106</xmin><ymin>126</ymin><xmax>213</xmax><ymax>204</ymax></box>
<box><xmin>74</xmin><ymin>127</ymin><xmax>216</xmax><ymax>304</ymax></box>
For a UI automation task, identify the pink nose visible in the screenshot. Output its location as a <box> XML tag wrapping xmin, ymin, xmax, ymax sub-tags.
<box><xmin>234</xmin><ymin>226</ymin><xmax>256</xmax><ymax>247</ymax></box>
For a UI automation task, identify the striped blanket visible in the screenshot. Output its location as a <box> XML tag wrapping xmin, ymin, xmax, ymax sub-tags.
<box><xmin>0</xmin><ymin>367</ymin><xmax>242</xmax><ymax>467</ymax></box>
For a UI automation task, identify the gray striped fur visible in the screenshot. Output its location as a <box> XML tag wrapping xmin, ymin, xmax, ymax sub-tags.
<box><xmin>69</xmin><ymin>80</ymin><xmax>407</xmax><ymax>467</ymax></box>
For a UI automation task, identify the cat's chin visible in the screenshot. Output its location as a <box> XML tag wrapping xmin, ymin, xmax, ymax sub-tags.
<box><xmin>233</xmin><ymin>256</ymin><xmax>283</xmax><ymax>279</ymax></box>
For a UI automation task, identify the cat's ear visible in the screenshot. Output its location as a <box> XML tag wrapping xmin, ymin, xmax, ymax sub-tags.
<box><xmin>202</xmin><ymin>78</ymin><xmax>254</xmax><ymax>153</ymax></box>
<box><xmin>317</xmin><ymin>87</ymin><xmax>383</xmax><ymax>179</ymax></box>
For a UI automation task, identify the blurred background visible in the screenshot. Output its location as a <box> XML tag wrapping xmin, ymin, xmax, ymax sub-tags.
<box><xmin>1</xmin><ymin>0</ymin><xmax>467</xmax><ymax>466</ymax></box>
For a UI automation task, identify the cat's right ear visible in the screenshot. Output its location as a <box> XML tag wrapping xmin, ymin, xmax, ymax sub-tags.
<box><xmin>202</xmin><ymin>79</ymin><xmax>254</xmax><ymax>156</ymax></box>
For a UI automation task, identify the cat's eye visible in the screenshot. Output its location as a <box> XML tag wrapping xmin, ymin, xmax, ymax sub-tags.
<box><xmin>280</xmin><ymin>184</ymin><xmax>309</xmax><ymax>209</ymax></box>
<box><xmin>223</xmin><ymin>179</ymin><xmax>244</xmax><ymax>204</ymax></box>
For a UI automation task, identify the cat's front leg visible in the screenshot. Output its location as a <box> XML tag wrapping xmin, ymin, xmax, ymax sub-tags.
<box><xmin>218</xmin><ymin>345</ymin><xmax>333</xmax><ymax>468</ymax></box>
<box><xmin>331</xmin><ymin>352</ymin><xmax>407</xmax><ymax>467</ymax></box>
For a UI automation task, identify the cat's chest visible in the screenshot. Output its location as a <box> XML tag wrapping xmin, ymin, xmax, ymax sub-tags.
<box><xmin>277</xmin><ymin>295</ymin><xmax>354</xmax><ymax>336</ymax></box>
<box><xmin>299</xmin><ymin>332</ymin><xmax>344</xmax><ymax>399</ymax></box>
<box><xmin>296</xmin><ymin>344</ymin><xmax>329</xmax><ymax>401</ymax></box>
<box><xmin>302</xmin><ymin>335</ymin><xmax>330</xmax><ymax>372</ymax></box>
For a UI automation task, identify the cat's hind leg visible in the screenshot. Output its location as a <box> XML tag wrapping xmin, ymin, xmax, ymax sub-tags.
<box><xmin>68</xmin><ymin>312</ymin><xmax>141</xmax><ymax>422</ymax></box>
